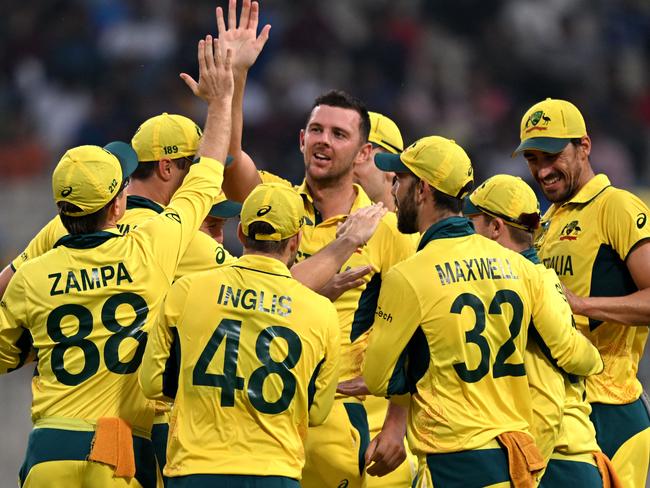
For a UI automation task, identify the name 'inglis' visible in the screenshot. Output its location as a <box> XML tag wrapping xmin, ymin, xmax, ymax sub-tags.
<box><xmin>217</xmin><ymin>284</ymin><xmax>292</xmax><ymax>317</ymax></box>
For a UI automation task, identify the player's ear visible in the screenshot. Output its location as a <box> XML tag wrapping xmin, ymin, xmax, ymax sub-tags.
<box><xmin>353</xmin><ymin>142</ymin><xmax>372</xmax><ymax>165</ymax></box>
<box><xmin>299</xmin><ymin>129</ymin><xmax>306</xmax><ymax>154</ymax></box>
<box><xmin>157</xmin><ymin>158</ymin><xmax>174</xmax><ymax>181</ymax></box>
<box><xmin>492</xmin><ymin>217</ymin><xmax>505</xmax><ymax>240</ymax></box>
<box><xmin>236</xmin><ymin>222</ymin><xmax>246</xmax><ymax>246</ymax></box>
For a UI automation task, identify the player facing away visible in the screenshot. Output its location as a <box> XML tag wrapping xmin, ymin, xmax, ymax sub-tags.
<box><xmin>140</xmin><ymin>183</ymin><xmax>341</xmax><ymax>488</ymax></box>
<box><xmin>514</xmin><ymin>98</ymin><xmax>650</xmax><ymax>487</ymax></box>
<box><xmin>363</xmin><ymin>136</ymin><xmax>604</xmax><ymax>488</ymax></box>
<box><xmin>0</xmin><ymin>36</ymin><xmax>234</xmax><ymax>488</ymax></box>
<box><xmin>464</xmin><ymin>174</ymin><xmax>621</xmax><ymax>487</ymax></box>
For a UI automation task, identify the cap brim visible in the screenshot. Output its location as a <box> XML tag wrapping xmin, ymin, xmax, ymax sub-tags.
<box><xmin>104</xmin><ymin>141</ymin><xmax>139</xmax><ymax>179</ymax></box>
<box><xmin>462</xmin><ymin>198</ymin><xmax>482</xmax><ymax>216</ymax></box>
<box><xmin>512</xmin><ymin>137</ymin><xmax>571</xmax><ymax>157</ymax></box>
<box><xmin>374</xmin><ymin>152</ymin><xmax>409</xmax><ymax>173</ymax></box>
<box><xmin>209</xmin><ymin>200</ymin><xmax>242</xmax><ymax>218</ymax></box>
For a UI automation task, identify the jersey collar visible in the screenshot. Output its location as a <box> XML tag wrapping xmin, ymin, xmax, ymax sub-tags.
<box><xmin>126</xmin><ymin>195</ymin><xmax>164</xmax><ymax>213</ymax></box>
<box><xmin>296</xmin><ymin>181</ymin><xmax>372</xmax><ymax>226</ymax></box>
<box><xmin>54</xmin><ymin>229</ymin><xmax>122</xmax><ymax>249</ymax></box>
<box><xmin>562</xmin><ymin>174</ymin><xmax>611</xmax><ymax>206</ymax></box>
<box><xmin>520</xmin><ymin>247</ymin><xmax>541</xmax><ymax>264</ymax></box>
<box><xmin>231</xmin><ymin>254</ymin><xmax>293</xmax><ymax>279</ymax></box>
<box><xmin>417</xmin><ymin>216</ymin><xmax>475</xmax><ymax>251</ymax></box>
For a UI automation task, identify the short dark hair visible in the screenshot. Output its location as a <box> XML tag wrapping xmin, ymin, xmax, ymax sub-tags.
<box><xmin>482</xmin><ymin>214</ymin><xmax>534</xmax><ymax>247</ymax></box>
<box><xmin>312</xmin><ymin>90</ymin><xmax>371</xmax><ymax>143</ymax></box>
<box><xmin>243</xmin><ymin>221</ymin><xmax>291</xmax><ymax>254</ymax></box>
<box><xmin>432</xmin><ymin>188</ymin><xmax>465</xmax><ymax>214</ymax></box>
<box><xmin>131</xmin><ymin>156</ymin><xmax>193</xmax><ymax>181</ymax></box>
<box><xmin>58</xmin><ymin>182</ymin><xmax>127</xmax><ymax>235</ymax></box>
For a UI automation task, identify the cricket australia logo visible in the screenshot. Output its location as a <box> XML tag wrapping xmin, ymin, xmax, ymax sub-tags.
<box><xmin>524</xmin><ymin>110</ymin><xmax>552</xmax><ymax>133</ymax></box>
<box><xmin>559</xmin><ymin>220</ymin><xmax>581</xmax><ymax>241</ymax></box>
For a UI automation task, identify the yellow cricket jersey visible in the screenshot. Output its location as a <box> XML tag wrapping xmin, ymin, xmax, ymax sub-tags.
<box><xmin>536</xmin><ymin>174</ymin><xmax>650</xmax><ymax>404</ymax></box>
<box><xmin>11</xmin><ymin>196</ymin><xmax>235</xmax><ymax>279</ymax></box>
<box><xmin>259</xmin><ymin>171</ymin><xmax>415</xmax><ymax>387</ymax></box>
<box><xmin>0</xmin><ymin>157</ymin><xmax>225</xmax><ymax>434</ymax></box>
<box><xmin>139</xmin><ymin>254</ymin><xmax>340</xmax><ymax>479</ymax></box>
<box><xmin>363</xmin><ymin>217</ymin><xmax>603</xmax><ymax>454</ymax></box>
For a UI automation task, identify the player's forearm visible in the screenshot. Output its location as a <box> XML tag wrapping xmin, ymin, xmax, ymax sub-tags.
<box><xmin>222</xmin><ymin>72</ymin><xmax>262</xmax><ymax>202</ymax></box>
<box><xmin>571</xmin><ymin>288</ymin><xmax>650</xmax><ymax>326</ymax></box>
<box><xmin>291</xmin><ymin>235</ymin><xmax>361</xmax><ymax>291</ymax></box>
<box><xmin>382</xmin><ymin>401</ymin><xmax>407</xmax><ymax>437</ymax></box>
<box><xmin>197</xmin><ymin>99</ymin><xmax>232</xmax><ymax>164</ymax></box>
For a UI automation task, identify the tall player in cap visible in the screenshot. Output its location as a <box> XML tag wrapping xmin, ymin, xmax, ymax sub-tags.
<box><xmin>213</xmin><ymin>2</ymin><xmax>417</xmax><ymax>486</ymax></box>
<box><xmin>0</xmin><ymin>34</ymin><xmax>234</xmax><ymax>488</ymax></box>
<box><xmin>200</xmin><ymin>193</ymin><xmax>243</xmax><ymax>244</ymax></box>
<box><xmin>514</xmin><ymin>98</ymin><xmax>650</xmax><ymax>487</ymax></box>
<box><xmin>464</xmin><ymin>175</ymin><xmax>621</xmax><ymax>486</ymax></box>
<box><xmin>140</xmin><ymin>183</ymin><xmax>340</xmax><ymax>488</ymax></box>
<box><xmin>363</xmin><ymin>136</ymin><xmax>603</xmax><ymax>487</ymax></box>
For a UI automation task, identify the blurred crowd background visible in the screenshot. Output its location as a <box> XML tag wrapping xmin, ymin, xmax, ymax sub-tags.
<box><xmin>0</xmin><ymin>0</ymin><xmax>649</xmax><ymax>482</ymax></box>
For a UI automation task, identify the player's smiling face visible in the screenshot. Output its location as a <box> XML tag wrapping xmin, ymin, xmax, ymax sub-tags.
<box><xmin>300</xmin><ymin>105</ymin><xmax>365</xmax><ymax>185</ymax></box>
<box><xmin>523</xmin><ymin>139</ymin><xmax>590</xmax><ymax>204</ymax></box>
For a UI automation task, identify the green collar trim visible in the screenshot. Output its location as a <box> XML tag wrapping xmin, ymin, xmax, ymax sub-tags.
<box><xmin>126</xmin><ymin>195</ymin><xmax>164</xmax><ymax>214</ymax></box>
<box><xmin>417</xmin><ymin>217</ymin><xmax>475</xmax><ymax>251</ymax></box>
<box><xmin>54</xmin><ymin>230</ymin><xmax>121</xmax><ymax>249</ymax></box>
<box><xmin>520</xmin><ymin>247</ymin><xmax>541</xmax><ymax>264</ymax></box>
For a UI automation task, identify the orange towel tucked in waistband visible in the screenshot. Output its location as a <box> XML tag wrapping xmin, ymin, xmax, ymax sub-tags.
<box><xmin>88</xmin><ymin>417</ymin><xmax>136</xmax><ymax>478</ymax></box>
<box><xmin>593</xmin><ymin>451</ymin><xmax>622</xmax><ymax>488</ymax></box>
<box><xmin>497</xmin><ymin>432</ymin><xmax>545</xmax><ymax>488</ymax></box>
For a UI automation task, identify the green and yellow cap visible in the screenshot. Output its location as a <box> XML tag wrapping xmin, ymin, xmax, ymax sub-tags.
<box><xmin>241</xmin><ymin>183</ymin><xmax>305</xmax><ymax>241</ymax></box>
<box><xmin>463</xmin><ymin>174</ymin><xmax>541</xmax><ymax>231</ymax></box>
<box><xmin>131</xmin><ymin>113</ymin><xmax>202</xmax><ymax>162</ymax></box>
<box><xmin>52</xmin><ymin>142</ymin><xmax>138</xmax><ymax>216</ymax></box>
<box><xmin>208</xmin><ymin>191</ymin><xmax>242</xmax><ymax>219</ymax></box>
<box><xmin>513</xmin><ymin>98</ymin><xmax>587</xmax><ymax>155</ymax></box>
<box><xmin>375</xmin><ymin>135</ymin><xmax>474</xmax><ymax>199</ymax></box>
<box><xmin>369</xmin><ymin>112</ymin><xmax>404</xmax><ymax>154</ymax></box>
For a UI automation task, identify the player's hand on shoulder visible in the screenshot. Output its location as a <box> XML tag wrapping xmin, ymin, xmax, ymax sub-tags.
<box><xmin>181</xmin><ymin>35</ymin><xmax>234</xmax><ymax>104</ymax></box>
<box><xmin>216</xmin><ymin>0</ymin><xmax>271</xmax><ymax>75</ymax></box>
<box><xmin>318</xmin><ymin>265</ymin><xmax>372</xmax><ymax>301</ymax></box>
<box><xmin>337</xmin><ymin>203</ymin><xmax>387</xmax><ymax>249</ymax></box>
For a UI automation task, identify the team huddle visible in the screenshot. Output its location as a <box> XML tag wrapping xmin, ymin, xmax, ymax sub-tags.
<box><xmin>0</xmin><ymin>1</ymin><xmax>649</xmax><ymax>487</ymax></box>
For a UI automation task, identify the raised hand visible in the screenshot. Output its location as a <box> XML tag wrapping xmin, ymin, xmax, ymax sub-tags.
<box><xmin>180</xmin><ymin>35</ymin><xmax>234</xmax><ymax>105</ymax></box>
<box><xmin>216</xmin><ymin>0</ymin><xmax>271</xmax><ymax>74</ymax></box>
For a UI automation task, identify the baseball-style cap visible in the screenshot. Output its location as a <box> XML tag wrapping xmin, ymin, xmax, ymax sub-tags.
<box><xmin>131</xmin><ymin>113</ymin><xmax>202</xmax><ymax>162</ymax></box>
<box><xmin>241</xmin><ymin>183</ymin><xmax>305</xmax><ymax>241</ymax></box>
<box><xmin>369</xmin><ymin>112</ymin><xmax>404</xmax><ymax>154</ymax></box>
<box><xmin>513</xmin><ymin>98</ymin><xmax>587</xmax><ymax>155</ymax></box>
<box><xmin>208</xmin><ymin>191</ymin><xmax>242</xmax><ymax>218</ymax></box>
<box><xmin>463</xmin><ymin>174</ymin><xmax>541</xmax><ymax>231</ymax></box>
<box><xmin>375</xmin><ymin>135</ymin><xmax>474</xmax><ymax>199</ymax></box>
<box><xmin>53</xmin><ymin>142</ymin><xmax>138</xmax><ymax>216</ymax></box>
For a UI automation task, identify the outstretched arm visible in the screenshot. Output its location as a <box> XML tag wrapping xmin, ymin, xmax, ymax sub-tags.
<box><xmin>216</xmin><ymin>0</ymin><xmax>270</xmax><ymax>201</ymax></box>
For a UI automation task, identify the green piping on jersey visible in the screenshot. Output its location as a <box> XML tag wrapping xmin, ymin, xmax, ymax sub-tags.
<box><xmin>350</xmin><ymin>273</ymin><xmax>382</xmax><ymax>342</ymax></box>
<box><xmin>19</xmin><ymin>428</ymin><xmax>158</xmax><ymax>488</ymax></box>
<box><xmin>590</xmin><ymin>397</ymin><xmax>650</xmax><ymax>459</ymax></box>
<box><xmin>417</xmin><ymin>217</ymin><xmax>475</xmax><ymax>251</ymax></box>
<box><xmin>8</xmin><ymin>329</ymin><xmax>33</xmax><ymax>373</ymax></box>
<box><xmin>406</xmin><ymin>326</ymin><xmax>430</xmax><ymax>393</ymax></box>
<box><xmin>126</xmin><ymin>195</ymin><xmax>164</xmax><ymax>213</ymax></box>
<box><xmin>163</xmin><ymin>328</ymin><xmax>181</xmax><ymax>400</ymax></box>
<box><xmin>520</xmin><ymin>247</ymin><xmax>541</xmax><ymax>265</ymax></box>
<box><xmin>529</xmin><ymin>321</ymin><xmax>578</xmax><ymax>384</ymax></box>
<box><xmin>307</xmin><ymin>357</ymin><xmax>325</xmax><ymax>409</ymax></box>
<box><xmin>589</xmin><ymin>243</ymin><xmax>638</xmax><ymax>331</ymax></box>
<box><xmin>426</xmin><ymin>447</ymin><xmax>510</xmax><ymax>487</ymax></box>
<box><xmin>541</xmin><ymin>459</ymin><xmax>602</xmax><ymax>487</ymax></box>
<box><xmin>54</xmin><ymin>231</ymin><xmax>121</xmax><ymax>249</ymax></box>
<box><xmin>343</xmin><ymin>402</ymin><xmax>370</xmax><ymax>476</ymax></box>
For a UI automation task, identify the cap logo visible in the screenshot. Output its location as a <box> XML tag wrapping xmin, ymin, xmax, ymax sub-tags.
<box><xmin>108</xmin><ymin>178</ymin><xmax>119</xmax><ymax>193</ymax></box>
<box><xmin>525</xmin><ymin>110</ymin><xmax>552</xmax><ymax>133</ymax></box>
<box><xmin>257</xmin><ymin>205</ymin><xmax>272</xmax><ymax>216</ymax></box>
<box><xmin>61</xmin><ymin>186</ymin><xmax>73</xmax><ymax>197</ymax></box>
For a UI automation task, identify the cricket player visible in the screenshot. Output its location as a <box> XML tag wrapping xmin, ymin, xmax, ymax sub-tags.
<box><xmin>140</xmin><ymin>183</ymin><xmax>340</xmax><ymax>487</ymax></box>
<box><xmin>514</xmin><ymin>97</ymin><xmax>650</xmax><ymax>487</ymax></box>
<box><xmin>200</xmin><ymin>195</ymin><xmax>242</xmax><ymax>243</ymax></box>
<box><xmin>214</xmin><ymin>3</ymin><xmax>417</xmax><ymax>484</ymax></box>
<box><xmin>351</xmin><ymin>111</ymin><xmax>417</xmax><ymax>487</ymax></box>
<box><xmin>0</xmin><ymin>34</ymin><xmax>234</xmax><ymax>488</ymax></box>
<box><xmin>464</xmin><ymin>174</ymin><xmax>621</xmax><ymax>486</ymax></box>
<box><xmin>363</xmin><ymin>135</ymin><xmax>604</xmax><ymax>487</ymax></box>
